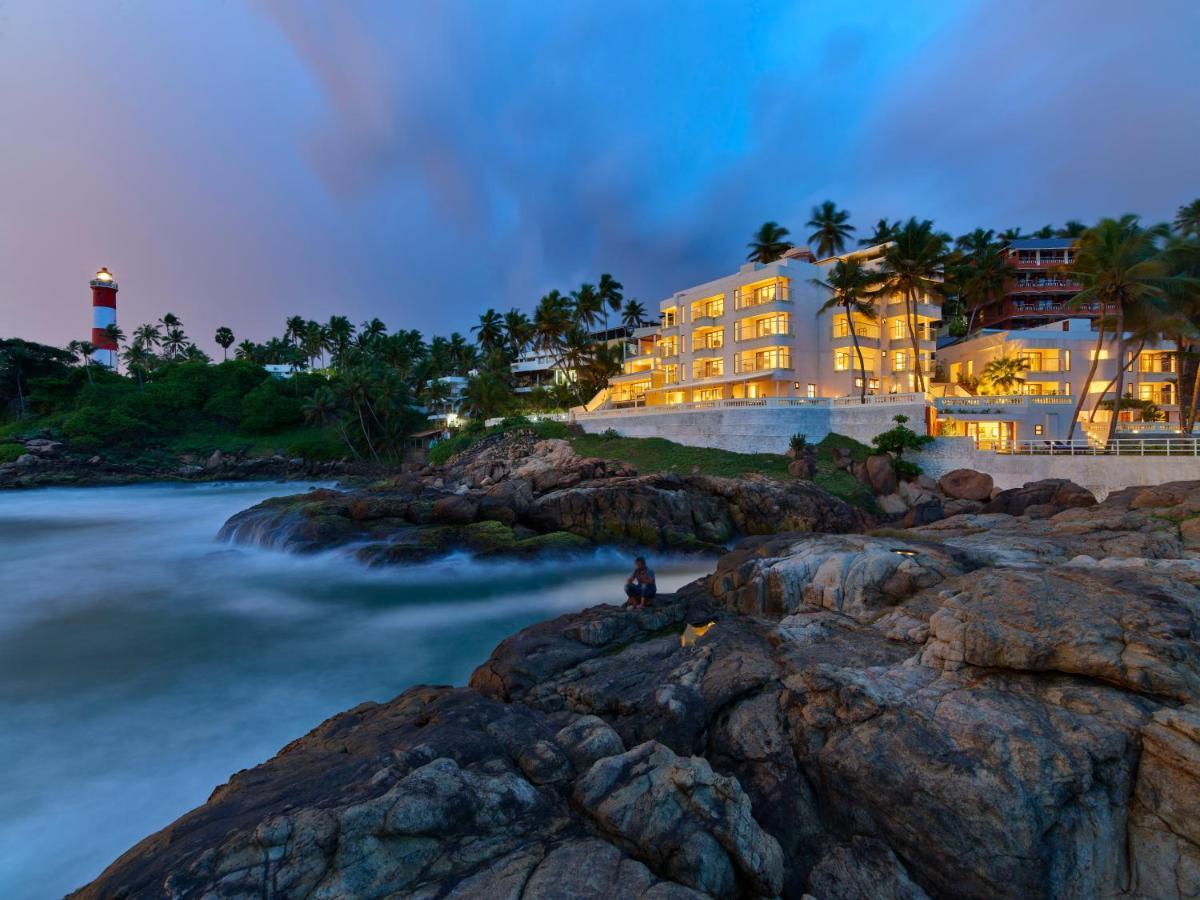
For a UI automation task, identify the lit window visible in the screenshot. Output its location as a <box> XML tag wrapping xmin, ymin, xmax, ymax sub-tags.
<box><xmin>1034</xmin><ymin>424</ymin><xmax>1044</xmax><ymax>435</ymax></box>
<box><xmin>807</xmin><ymin>383</ymin><xmax>816</xmax><ymax>398</ymax></box>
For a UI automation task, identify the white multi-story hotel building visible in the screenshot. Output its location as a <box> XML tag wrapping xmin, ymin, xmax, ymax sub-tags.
<box><xmin>590</xmin><ymin>243</ymin><xmax>1182</xmax><ymax>449</ymax></box>
<box><xmin>608</xmin><ymin>244</ymin><xmax>940</xmax><ymax>409</ymax></box>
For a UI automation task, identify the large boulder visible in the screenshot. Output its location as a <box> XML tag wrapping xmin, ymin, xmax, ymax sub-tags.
<box><xmin>937</xmin><ymin>468</ymin><xmax>993</xmax><ymax>501</ymax></box>
<box><xmin>864</xmin><ymin>453</ymin><xmax>897</xmax><ymax>495</ymax></box>
<box><xmin>984</xmin><ymin>478</ymin><xmax>1096</xmax><ymax>517</ymax></box>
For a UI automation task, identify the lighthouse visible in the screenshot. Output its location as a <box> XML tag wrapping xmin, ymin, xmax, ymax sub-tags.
<box><xmin>90</xmin><ymin>267</ymin><xmax>119</xmax><ymax>368</ymax></box>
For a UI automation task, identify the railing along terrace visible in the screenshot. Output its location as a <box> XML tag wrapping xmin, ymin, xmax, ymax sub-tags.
<box><xmin>575</xmin><ymin>391</ymin><xmax>930</xmax><ymax>419</ymax></box>
<box><xmin>997</xmin><ymin>438</ymin><xmax>1200</xmax><ymax>456</ymax></box>
<box><xmin>735</xmin><ymin>283</ymin><xmax>791</xmax><ymax>309</ymax></box>
<box><xmin>833</xmin><ymin>323</ymin><xmax>881</xmax><ymax>339</ymax></box>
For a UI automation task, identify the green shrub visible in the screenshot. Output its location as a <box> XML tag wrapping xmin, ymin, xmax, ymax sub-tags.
<box><xmin>284</xmin><ymin>430</ymin><xmax>346</xmax><ymax>461</ymax></box>
<box><xmin>871</xmin><ymin>414</ymin><xmax>934</xmax><ymax>478</ymax></box>
<box><xmin>428</xmin><ymin>433</ymin><xmax>475</xmax><ymax>465</ymax></box>
<box><xmin>239</xmin><ymin>381</ymin><xmax>303</xmax><ymax>433</ymax></box>
<box><xmin>0</xmin><ymin>442</ymin><xmax>24</xmax><ymax>463</ymax></box>
<box><xmin>789</xmin><ymin>433</ymin><xmax>809</xmax><ymax>456</ymax></box>
<box><xmin>599</xmin><ymin>427</ymin><xmax>620</xmax><ymax>441</ymax></box>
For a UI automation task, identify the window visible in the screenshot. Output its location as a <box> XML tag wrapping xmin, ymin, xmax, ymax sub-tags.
<box><xmin>1034</xmin><ymin>424</ymin><xmax>1044</xmax><ymax>435</ymax></box>
<box><xmin>806</xmin><ymin>383</ymin><xmax>816</xmax><ymax>398</ymax></box>
<box><xmin>891</xmin><ymin>318</ymin><xmax>906</xmax><ymax>340</ymax></box>
<box><xmin>835</xmin><ymin>350</ymin><xmax>851</xmax><ymax>371</ymax></box>
<box><xmin>697</xmin><ymin>387</ymin><xmax>724</xmax><ymax>401</ymax></box>
<box><xmin>893</xmin><ymin>350</ymin><xmax>909</xmax><ymax>371</ymax></box>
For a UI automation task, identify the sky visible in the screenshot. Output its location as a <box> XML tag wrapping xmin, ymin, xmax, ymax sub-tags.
<box><xmin>1</xmin><ymin>0</ymin><xmax>1198</xmax><ymax>355</ymax></box>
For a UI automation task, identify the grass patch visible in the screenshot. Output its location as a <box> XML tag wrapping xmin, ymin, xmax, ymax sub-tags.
<box><xmin>0</xmin><ymin>442</ymin><xmax>25</xmax><ymax>464</ymax></box>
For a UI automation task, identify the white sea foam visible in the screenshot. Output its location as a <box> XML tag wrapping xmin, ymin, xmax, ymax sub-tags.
<box><xmin>0</xmin><ymin>481</ymin><xmax>711</xmax><ymax>898</ymax></box>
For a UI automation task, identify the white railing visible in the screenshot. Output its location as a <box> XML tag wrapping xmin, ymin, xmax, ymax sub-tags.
<box><xmin>935</xmin><ymin>395</ymin><xmax>1075</xmax><ymax>412</ymax></box>
<box><xmin>997</xmin><ymin>438</ymin><xmax>1200</xmax><ymax>456</ymax></box>
<box><xmin>574</xmin><ymin>391</ymin><xmax>930</xmax><ymax>419</ymax></box>
<box><xmin>483</xmin><ymin>412</ymin><xmax>570</xmax><ymax>427</ymax></box>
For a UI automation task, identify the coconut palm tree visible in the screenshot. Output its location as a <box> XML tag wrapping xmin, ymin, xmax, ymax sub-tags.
<box><xmin>1057</xmin><ymin>221</ymin><xmax>1087</xmax><ymax>238</ymax></box>
<box><xmin>133</xmin><ymin>323</ymin><xmax>162</xmax><ymax>352</ymax></box>
<box><xmin>998</xmin><ymin>227</ymin><xmax>1025</xmax><ymax>242</ymax></box>
<box><xmin>533</xmin><ymin>290</ymin><xmax>572</xmax><ymax>361</ymax></box>
<box><xmin>472</xmin><ymin>309</ymin><xmax>504</xmax><ymax>354</ymax></box>
<box><xmin>502</xmin><ymin>309</ymin><xmax>532</xmax><ymax>359</ymax></box>
<box><xmin>806</xmin><ymin>201</ymin><xmax>855</xmax><ymax>258</ymax></box>
<box><xmin>859</xmin><ymin>218</ymin><xmax>899</xmax><ymax>247</ymax></box>
<box><xmin>746</xmin><ymin>222</ymin><xmax>793</xmax><ymax>264</ymax></box>
<box><xmin>621</xmin><ymin>299</ymin><xmax>647</xmax><ymax>329</ymax></box>
<box><xmin>67</xmin><ymin>340</ymin><xmax>97</xmax><ymax>384</ymax></box>
<box><xmin>811</xmin><ymin>258</ymin><xmax>883</xmax><ymax>403</ymax></box>
<box><xmin>214</xmin><ymin>326</ymin><xmax>235</xmax><ymax>360</ymax></box>
<box><xmin>1175</xmin><ymin>199</ymin><xmax>1200</xmax><ymax>240</ymax></box>
<box><xmin>121</xmin><ymin>342</ymin><xmax>153</xmax><ymax>389</ymax></box>
<box><xmin>234</xmin><ymin>339</ymin><xmax>259</xmax><ymax>362</ymax></box>
<box><xmin>326</xmin><ymin>316</ymin><xmax>355</xmax><ymax>368</ymax></box>
<box><xmin>1067</xmin><ymin>215</ymin><xmax>1173</xmax><ymax>442</ymax></box>
<box><xmin>160</xmin><ymin>312</ymin><xmax>183</xmax><ymax>332</ymax></box>
<box><xmin>303</xmin><ymin>385</ymin><xmax>358</xmax><ymax>458</ymax></box>
<box><xmin>571</xmin><ymin>283</ymin><xmax>603</xmax><ymax>331</ymax></box>
<box><xmin>948</xmin><ymin>234</ymin><xmax>1016</xmax><ymax>334</ymax></box>
<box><xmin>162</xmin><ymin>327</ymin><xmax>189</xmax><ymax>360</ymax></box>
<box><xmin>598</xmin><ymin>273</ymin><xmax>624</xmax><ymax>332</ymax></box>
<box><xmin>981</xmin><ymin>356</ymin><xmax>1030</xmax><ymax>394</ymax></box>
<box><xmin>1032</xmin><ymin>225</ymin><xmax>1056</xmax><ymax>239</ymax></box>
<box><xmin>879</xmin><ymin>218</ymin><xmax>950</xmax><ymax>392</ymax></box>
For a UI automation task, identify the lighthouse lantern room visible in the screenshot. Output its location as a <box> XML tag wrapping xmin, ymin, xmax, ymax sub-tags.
<box><xmin>90</xmin><ymin>267</ymin><xmax>119</xmax><ymax>368</ymax></box>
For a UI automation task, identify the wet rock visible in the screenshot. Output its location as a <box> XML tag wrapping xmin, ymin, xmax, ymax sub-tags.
<box><xmin>984</xmin><ymin>478</ymin><xmax>1096</xmax><ymax>516</ymax></box>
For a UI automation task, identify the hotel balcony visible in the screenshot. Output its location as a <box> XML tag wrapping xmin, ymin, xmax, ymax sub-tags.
<box><xmin>736</xmin><ymin>329</ymin><xmax>794</xmax><ymax>350</ymax></box>
<box><xmin>735</xmin><ymin>355</ymin><xmax>793</xmax><ymax>374</ymax></box>
<box><xmin>691</xmin><ymin>340</ymin><xmax>725</xmax><ymax>357</ymax></box>
<box><xmin>735</xmin><ymin>283</ymin><xmax>791</xmax><ymax>312</ymax></box>
<box><xmin>998</xmin><ymin>298</ymin><xmax>1117</xmax><ymax>319</ymax></box>
<box><xmin>1009</xmin><ymin>277</ymin><xmax>1080</xmax><ymax>294</ymax></box>
<box><xmin>1011</xmin><ymin>255</ymin><xmax>1071</xmax><ymax>270</ymax></box>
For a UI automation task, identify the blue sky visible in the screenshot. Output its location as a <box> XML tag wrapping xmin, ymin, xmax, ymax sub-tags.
<box><xmin>1</xmin><ymin>0</ymin><xmax>1198</xmax><ymax>352</ymax></box>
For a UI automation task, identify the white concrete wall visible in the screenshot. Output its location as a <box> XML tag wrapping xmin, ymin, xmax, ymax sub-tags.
<box><xmin>917</xmin><ymin>437</ymin><xmax>1200</xmax><ymax>500</ymax></box>
<box><xmin>577</xmin><ymin>401</ymin><xmax>928</xmax><ymax>454</ymax></box>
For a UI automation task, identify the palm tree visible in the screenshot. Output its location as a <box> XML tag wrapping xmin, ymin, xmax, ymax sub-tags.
<box><xmin>998</xmin><ymin>227</ymin><xmax>1025</xmax><ymax>242</ymax></box>
<box><xmin>879</xmin><ymin>218</ymin><xmax>949</xmax><ymax>392</ymax></box>
<box><xmin>1066</xmin><ymin>215</ymin><xmax>1172</xmax><ymax>442</ymax></box>
<box><xmin>472</xmin><ymin>309</ymin><xmax>504</xmax><ymax>354</ymax></box>
<box><xmin>806</xmin><ymin>201</ymin><xmax>855</xmax><ymax>258</ymax></box>
<box><xmin>303</xmin><ymin>385</ymin><xmax>358</xmax><ymax>458</ymax></box>
<box><xmin>502</xmin><ymin>309</ymin><xmax>532</xmax><ymax>359</ymax></box>
<box><xmin>133</xmin><ymin>323</ymin><xmax>162</xmax><ymax>352</ymax></box>
<box><xmin>981</xmin><ymin>356</ymin><xmax>1030</xmax><ymax>394</ymax></box>
<box><xmin>235</xmin><ymin>339</ymin><xmax>259</xmax><ymax>362</ymax></box>
<box><xmin>121</xmin><ymin>342</ymin><xmax>152</xmax><ymax>389</ymax></box>
<box><xmin>571</xmin><ymin>283</ymin><xmax>603</xmax><ymax>331</ymax></box>
<box><xmin>859</xmin><ymin>218</ymin><xmax>899</xmax><ymax>247</ymax></box>
<box><xmin>214</xmin><ymin>326</ymin><xmax>235</xmax><ymax>360</ymax></box>
<box><xmin>464</xmin><ymin>370</ymin><xmax>513</xmax><ymax>420</ymax></box>
<box><xmin>746</xmin><ymin>222</ymin><xmax>793</xmax><ymax>264</ymax></box>
<box><xmin>1161</xmin><ymin>237</ymin><xmax>1200</xmax><ymax>431</ymax></box>
<box><xmin>1057</xmin><ymin>221</ymin><xmax>1087</xmax><ymax>238</ymax></box>
<box><xmin>285</xmin><ymin>316</ymin><xmax>307</xmax><ymax>347</ymax></box>
<box><xmin>67</xmin><ymin>340</ymin><xmax>97</xmax><ymax>384</ymax></box>
<box><xmin>162</xmin><ymin>327</ymin><xmax>189</xmax><ymax>360</ymax></box>
<box><xmin>101</xmin><ymin>324</ymin><xmax>126</xmax><ymax>372</ymax></box>
<box><xmin>1032</xmin><ymin>225</ymin><xmax>1056</xmax><ymax>239</ymax></box>
<box><xmin>326</xmin><ymin>315</ymin><xmax>355</xmax><ymax>368</ymax></box>
<box><xmin>811</xmin><ymin>258</ymin><xmax>883</xmax><ymax>402</ymax></box>
<box><xmin>948</xmin><ymin>233</ymin><xmax>1016</xmax><ymax>334</ymax></box>
<box><xmin>1175</xmin><ymin>199</ymin><xmax>1200</xmax><ymax>240</ymax></box>
<box><xmin>533</xmin><ymin>290</ymin><xmax>572</xmax><ymax>360</ymax></box>
<box><xmin>598</xmin><ymin>273</ymin><xmax>624</xmax><ymax>332</ymax></box>
<box><xmin>621</xmin><ymin>299</ymin><xmax>647</xmax><ymax>329</ymax></box>
<box><xmin>160</xmin><ymin>312</ymin><xmax>183</xmax><ymax>331</ymax></box>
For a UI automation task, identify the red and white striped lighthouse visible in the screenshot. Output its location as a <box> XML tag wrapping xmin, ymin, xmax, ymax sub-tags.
<box><xmin>90</xmin><ymin>267</ymin><xmax>118</xmax><ymax>368</ymax></box>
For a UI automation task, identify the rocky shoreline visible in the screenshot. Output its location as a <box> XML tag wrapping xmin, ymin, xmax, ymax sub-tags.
<box><xmin>71</xmin><ymin>458</ymin><xmax>1200</xmax><ymax>898</ymax></box>
<box><xmin>218</xmin><ymin>430</ymin><xmax>869</xmax><ymax>562</ymax></box>
<box><xmin>0</xmin><ymin>435</ymin><xmax>359</xmax><ymax>489</ymax></box>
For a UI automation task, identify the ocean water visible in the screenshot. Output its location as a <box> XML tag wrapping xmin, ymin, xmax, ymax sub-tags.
<box><xmin>0</xmin><ymin>481</ymin><xmax>711</xmax><ymax>898</ymax></box>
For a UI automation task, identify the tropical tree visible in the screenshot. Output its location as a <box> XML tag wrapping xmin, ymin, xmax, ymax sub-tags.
<box><xmin>621</xmin><ymin>299</ymin><xmax>647</xmax><ymax>329</ymax></box>
<box><xmin>1066</xmin><ymin>215</ymin><xmax>1172</xmax><ymax>442</ymax></box>
<box><xmin>598</xmin><ymin>273</ymin><xmax>624</xmax><ymax>332</ymax></box>
<box><xmin>879</xmin><ymin>218</ymin><xmax>950</xmax><ymax>392</ymax></box>
<box><xmin>326</xmin><ymin>315</ymin><xmax>355</xmax><ymax>367</ymax></box>
<box><xmin>133</xmin><ymin>323</ymin><xmax>162</xmax><ymax>352</ymax></box>
<box><xmin>806</xmin><ymin>201</ymin><xmax>855</xmax><ymax>258</ymax></box>
<box><xmin>998</xmin><ymin>227</ymin><xmax>1025</xmax><ymax>242</ymax></box>
<box><xmin>160</xmin><ymin>312</ymin><xmax>183</xmax><ymax>332</ymax></box>
<box><xmin>746</xmin><ymin>222</ymin><xmax>793</xmax><ymax>264</ymax></box>
<box><xmin>1057</xmin><ymin>220</ymin><xmax>1087</xmax><ymax>238</ymax></box>
<box><xmin>811</xmin><ymin>258</ymin><xmax>882</xmax><ymax>402</ymax></box>
<box><xmin>303</xmin><ymin>385</ymin><xmax>358</xmax><ymax>458</ymax></box>
<box><xmin>1175</xmin><ymin>199</ymin><xmax>1200</xmax><ymax>240</ymax></box>
<box><xmin>948</xmin><ymin>232</ymin><xmax>1016</xmax><ymax>334</ymax></box>
<box><xmin>533</xmin><ymin>290</ymin><xmax>572</xmax><ymax>364</ymax></box>
<box><xmin>234</xmin><ymin>339</ymin><xmax>259</xmax><ymax>362</ymax></box>
<box><xmin>472</xmin><ymin>309</ymin><xmax>504</xmax><ymax>355</ymax></box>
<box><xmin>1032</xmin><ymin>225</ymin><xmax>1056</xmax><ymax>239</ymax></box>
<box><xmin>121</xmin><ymin>342</ymin><xmax>153</xmax><ymax>389</ymax></box>
<box><xmin>502</xmin><ymin>309</ymin><xmax>533</xmax><ymax>359</ymax></box>
<box><xmin>464</xmin><ymin>369</ymin><xmax>513</xmax><ymax>420</ymax></box>
<box><xmin>859</xmin><ymin>218</ymin><xmax>899</xmax><ymax>247</ymax></box>
<box><xmin>570</xmin><ymin>283</ymin><xmax>603</xmax><ymax>331</ymax></box>
<box><xmin>981</xmin><ymin>356</ymin><xmax>1029</xmax><ymax>394</ymax></box>
<box><xmin>214</xmin><ymin>326</ymin><xmax>235</xmax><ymax>360</ymax></box>
<box><xmin>66</xmin><ymin>340</ymin><xmax>97</xmax><ymax>384</ymax></box>
<box><xmin>0</xmin><ymin>339</ymin><xmax>74</xmax><ymax>416</ymax></box>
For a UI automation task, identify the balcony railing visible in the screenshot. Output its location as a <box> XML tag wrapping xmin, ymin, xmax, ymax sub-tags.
<box><xmin>833</xmin><ymin>323</ymin><xmax>881</xmax><ymax>340</ymax></box>
<box><xmin>1011</xmin><ymin>278</ymin><xmax>1080</xmax><ymax>293</ymax></box>
<box><xmin>735</xmin><ymin>356</ymin><xmax>793</xmax><ymax>373</ymax></box>
<box><xmin>1138</xmin><ymin>357</ymin><xmax>1177</xmax><ymax>373</ymax></box>
<box><xmin>692</xmin><ymin>339</ymin><xmax>725</xmax><ymax>354</ymax></box>
<box><xmin>735</xmin><ymin>284</ymin><xmax>791</xmax><ymax>309</ymax></box>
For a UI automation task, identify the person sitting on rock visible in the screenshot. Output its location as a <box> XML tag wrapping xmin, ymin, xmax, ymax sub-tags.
<box><xmin>624</xmin><ymin>557</ymin><xmax>656</xmax><ymax>608</ymax></box>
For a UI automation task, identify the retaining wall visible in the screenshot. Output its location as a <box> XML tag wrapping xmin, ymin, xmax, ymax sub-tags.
<box><xmin>577</xmin><ymin>401</ymin><xmax>928</xmax><ymax>454</ymax></box>
<box><xmin>918</xmin><ymin>437</ymin><xmax>1200</xmax><ymax>501</ymax></box>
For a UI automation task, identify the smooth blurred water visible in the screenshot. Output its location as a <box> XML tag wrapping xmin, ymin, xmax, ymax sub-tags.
<box><xmin>0</xmin><ymin>481</ymin><xmax>711</xmax><ymax>898</ymax></box>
